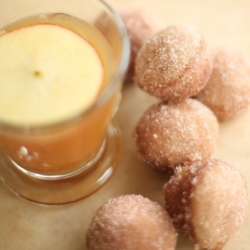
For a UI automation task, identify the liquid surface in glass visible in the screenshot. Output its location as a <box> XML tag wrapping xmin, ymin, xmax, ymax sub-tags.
<box><xmin>0</xmin><ymin>13</ymin><xmax>113</xmax><ymax>126</ymax></box>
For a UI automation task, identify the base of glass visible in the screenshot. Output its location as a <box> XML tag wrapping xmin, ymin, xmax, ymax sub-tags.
<box><xmin>0</xmin><ymin>121</ymin><xmax>122</xmax><ymax>205</ymax></box>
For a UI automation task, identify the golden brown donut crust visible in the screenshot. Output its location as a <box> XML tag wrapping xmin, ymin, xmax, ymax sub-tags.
<box><xmin>133</xmin><ymin>99</ymin><xmax>219</xmax><ymax>170</ymax></box>
<box><xmin>135</xmin><ymin>25</ymin><xmax>212</xmax><ymax>103</ymax></box>
<box><xmin>86</xmin><ymin>195</ymin><xmax>177</xmax><ymax>250</ymax></box>
<box><xmin>120</xmin><ymin>8</ymin><xmax>161</xmax><ymax>76</ymax></box>
<box><xmin>163</xmin><ymin>159</ymin><xmax>248</xmax><ymax>250</ymax></box>
<box><xmin>196</xmin><ymin>48</ymin><xmax>250</xmax><ymax>121</ymax></box>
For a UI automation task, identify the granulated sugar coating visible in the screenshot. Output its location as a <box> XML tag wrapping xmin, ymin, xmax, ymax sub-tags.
<box><xmin>196</xmin><ymin>48</ymin><xmax>250</xmax><ymax>121</ymax></box>
<box><xmin>135</xmin><ymin>24</ymin><xmax>212</xmax><ymax>103</ymax></box>
<box><xmin>133</xmin><ymin>99</ymin><xmax>219</xmax><ymax>170</ymax></box>
<box><xmin>86</xmin><ymin>195</ymin><xmax>177</xmax><ymax>250</ymax></box>
<box><xmin>163</xmin><ymin>159</ymin><xmax>248</xmax><ymax>250</ymax></box>
<box><xmin>120</xmin><ymin>8</ymin><xmax>161</xmax><ymax>77</ymax></box>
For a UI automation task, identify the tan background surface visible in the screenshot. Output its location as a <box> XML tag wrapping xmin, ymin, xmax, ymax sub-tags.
<box><xmin>0</xmin><ymin>0</ymin><xmax>250</xmax><ymax>249</ymax></box>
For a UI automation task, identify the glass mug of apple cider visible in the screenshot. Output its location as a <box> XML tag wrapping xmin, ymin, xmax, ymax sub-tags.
<box><xmin>0</xmin><ymin>0</ymin><xmax>129</xmax><ymax>204</ymax></box>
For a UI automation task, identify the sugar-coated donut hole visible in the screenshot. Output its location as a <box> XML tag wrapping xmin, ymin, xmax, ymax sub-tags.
<box><xmin>196</xmin><ymin>48</ymin><xmax>250</xmax><ymax>121</ymax></box>
<box><xmin>86</xmin><ymin>195</ymin><xmax>177</xmax><ymax>250</ymax></box>
<box><xmin>163</xmin><ymin>159</ymin><xmax>248</xmax><ymax>250</ymax></box>
<box><xmin>88</xmin><ymin>9</ymin><xmax>250</xmax><ymax>250</ymax></box>
<box><xmin>133</xmin><ymin>99</ymin><xmax>219</xmax><ymax>170</ymax></box>
<box><xmin>120</xmin><ymin>8</ymin><xmax>161</xmax><ymax>78</ymax></box>
<box><xmin>135</xmin><ymin>24</ymin><xmax>212</xmax><ymax>103</ymax></box>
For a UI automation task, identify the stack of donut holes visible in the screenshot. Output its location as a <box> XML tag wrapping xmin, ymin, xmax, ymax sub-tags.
<box><xmin>86</xmin><ymin>9</ymin><xmax>249</xmax><ymax>250</ymax></box>
<box><xmin>132</xmin><ymin>17</ymin><xmax>248</xmax><ymax>250</ymax></box>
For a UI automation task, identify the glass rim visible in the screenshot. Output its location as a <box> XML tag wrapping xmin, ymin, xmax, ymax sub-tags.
<box><xmin>0</xmin><ymin>0</ymin><xmax>130</xmax><ymax>134</ymax></box>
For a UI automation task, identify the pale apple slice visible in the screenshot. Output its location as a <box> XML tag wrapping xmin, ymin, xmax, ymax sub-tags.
<box><xmin>0</xmin><ymin>24</ymin><xmax>104</xmax><ymax>126</ymax></box>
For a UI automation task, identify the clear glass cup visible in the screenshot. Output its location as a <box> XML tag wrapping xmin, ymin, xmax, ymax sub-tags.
<box><xmin>0</xmin><ymin>0</ymin><xmax>129</xmax><ymax>204</ymax></box>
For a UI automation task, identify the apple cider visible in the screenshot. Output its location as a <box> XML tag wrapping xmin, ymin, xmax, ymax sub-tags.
<box><xmin>0</xmin><ymin>13</ymin><xmax>120</xmax><ymax>175</ymax></box>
